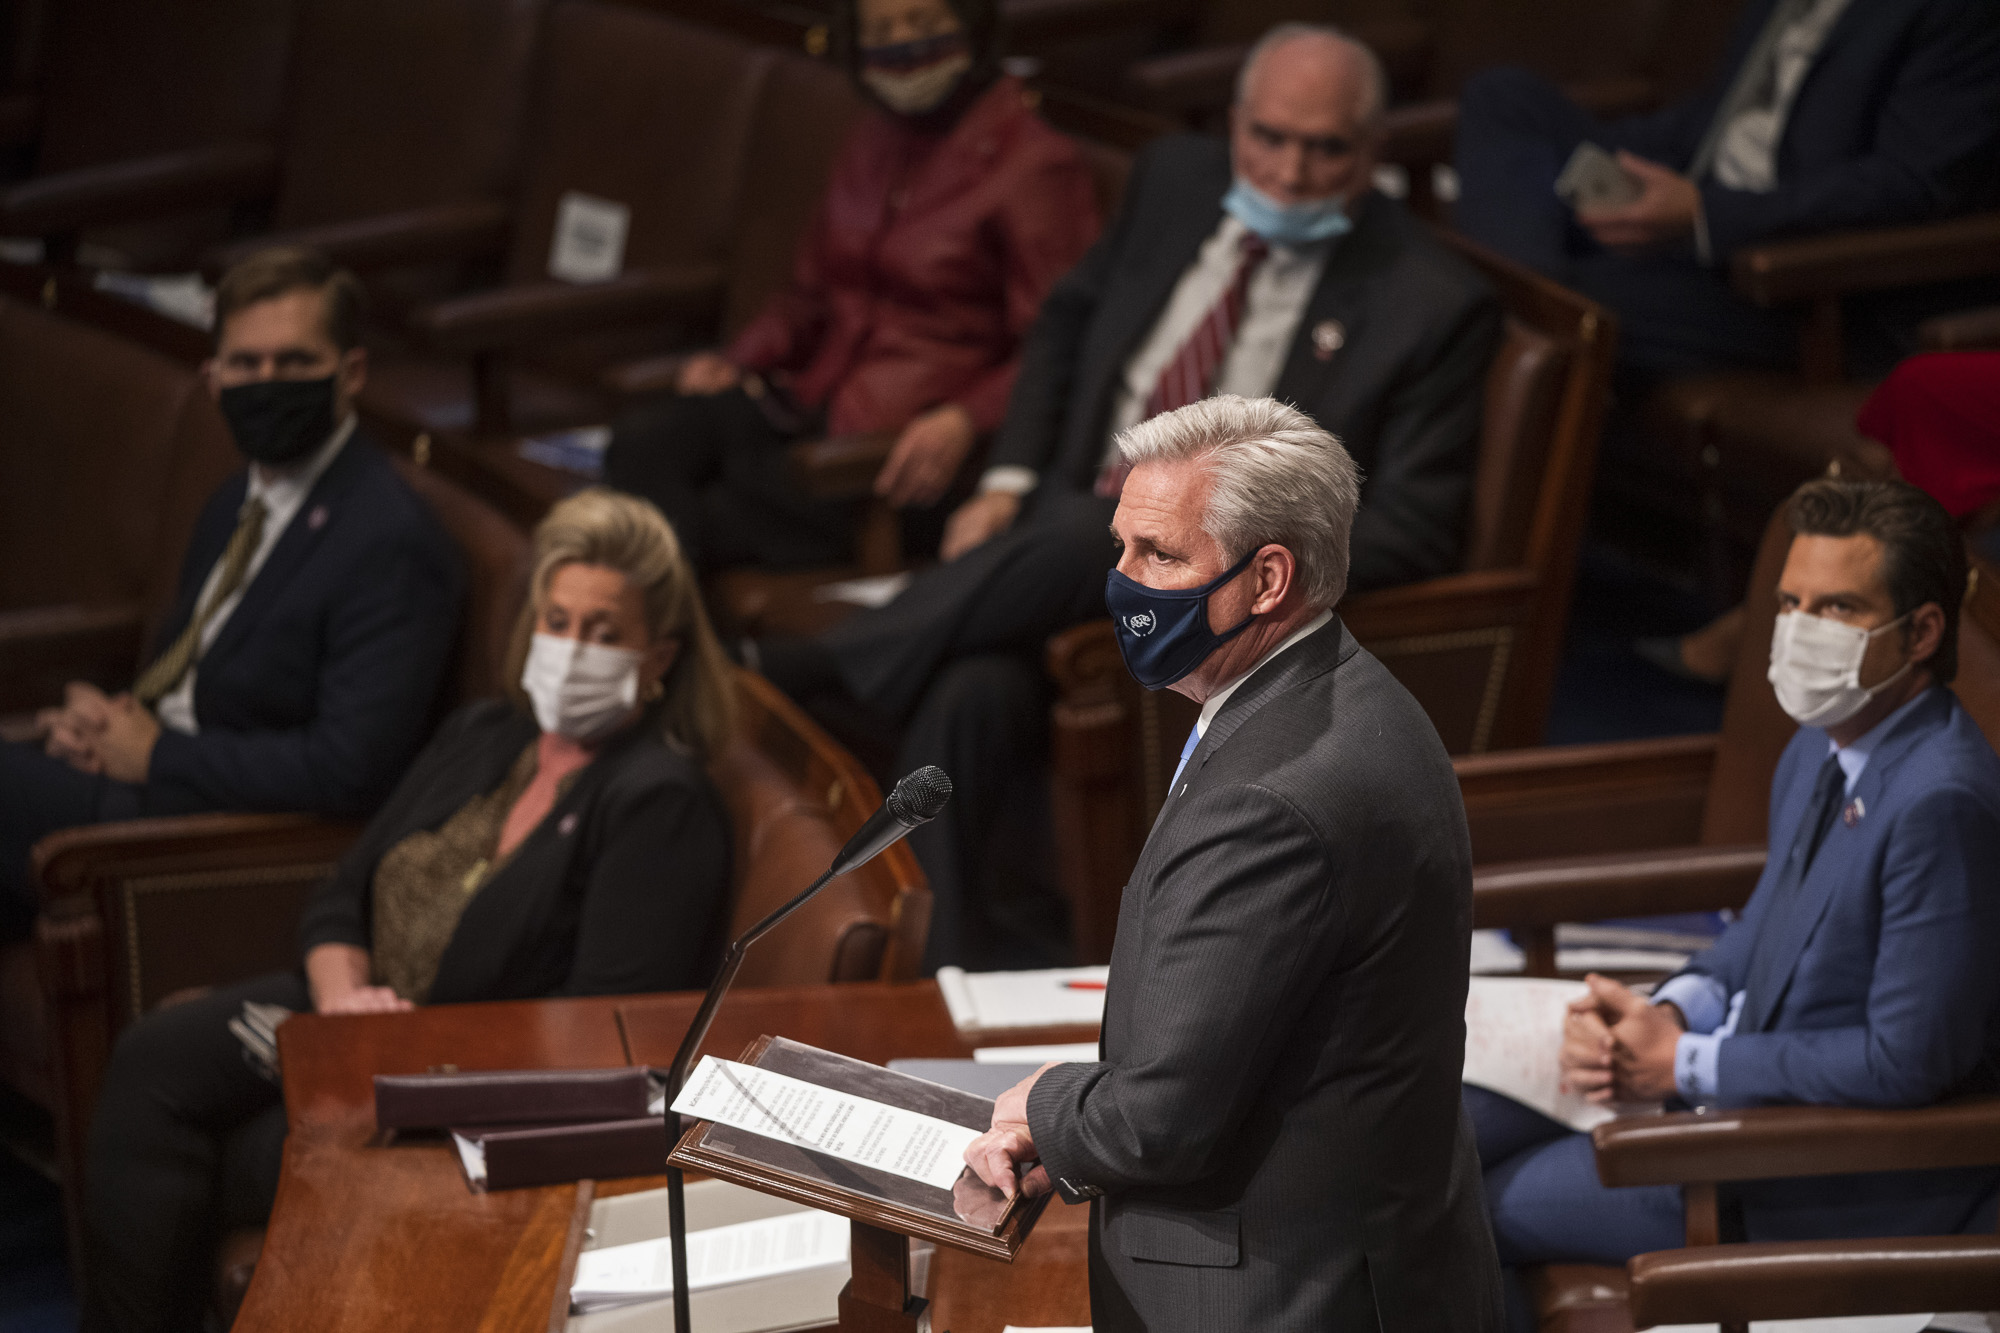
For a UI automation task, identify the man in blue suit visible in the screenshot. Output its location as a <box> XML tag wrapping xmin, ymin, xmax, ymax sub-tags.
<box><xmin>0</xmin><ymin>248</ymin><xmax>464</xmax><ymax>939</ymax></box>
<box><xmin>1452</xmin><ymin>0</ymin><xmax>2000</xmax><ymax>377</ymax></box>
<box><xmin>1469</xmin><ymin>477</ymin><xmax>2000</xmax><ymax>1326</ymax></box>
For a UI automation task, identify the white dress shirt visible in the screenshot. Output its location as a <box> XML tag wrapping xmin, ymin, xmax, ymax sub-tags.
<box><xmin>154</xmin><ymin>414</ymin><xmax>356</xmax><ymax>736</ymax></box>
<box><xmin>981</xmin><ymin>215</ymin><xmax>1332</xmax><ymax>497</ymax></box>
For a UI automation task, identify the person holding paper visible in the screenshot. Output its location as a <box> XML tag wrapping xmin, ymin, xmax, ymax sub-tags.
<box><xmin>81</xmin><ymin>490</ymin><xmax>737</xmax><ymax>1333</ymax></box>
<box><xmin>1466</xmin><ymin>478</ymin><xmax>2000</xmax><ymax>1330</ymax></box>
<box><xmin>963</xmin><ymin>396</ymin><xmax>1505</xmax><ymax>1330</ymax></box>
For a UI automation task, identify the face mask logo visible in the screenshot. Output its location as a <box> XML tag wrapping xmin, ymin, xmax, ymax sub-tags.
<box><xmin>1105</xmin><ymin>548</ymin><xmax>1260</xmax><ymax>690</ymax></box>
<box><xmin>859</xmin><ymin>30</ymin><xmax>972</xmax><ymax>116</ymax></box>
<box><xmin>218</xmin><ymin>375</ymin><xmax>338</xmax><ymax>466</ymax></box>
<box><xmin>1766</xmin><ymin>610</ymin><xmax>1913</xmax><ymax>728</ymax></box>
<box><xmin>520</xmin><ymin>632</ymin><xmax>645</xmax><ymax>743</ymax></box>
<box><xmin>1222</xmin><ymin>178</ymin><xmax>1353</xmax><ymax>247</ymax></box>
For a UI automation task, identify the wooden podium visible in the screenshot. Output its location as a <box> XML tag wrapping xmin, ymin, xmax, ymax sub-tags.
<box><xmin>668</xmin><ymin>1036</ymin><xmax>1049</xmax><ymax>1332</ymax></box>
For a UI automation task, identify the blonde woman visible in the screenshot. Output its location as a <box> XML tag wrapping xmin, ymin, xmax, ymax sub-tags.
<box><xmin>83</xmin><ymin>490</ymin><xmax>734</xmax><ymax>1333</ymax></box>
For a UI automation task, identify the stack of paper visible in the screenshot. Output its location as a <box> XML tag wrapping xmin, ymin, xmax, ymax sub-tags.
<box><xmin>571</xmin><ymin>1209</ymin><xmax>849</xmax><ymax>1313</ymax></box>
<box><xmin>935</xmin><ymin>966</ymin><xmax>1109</xmax><ymax>1032</ymax></box>
<box><xmin>1463</xmin><ymin>977</ymin><xmax>1660</xmax><ymax>1133</ymax></box>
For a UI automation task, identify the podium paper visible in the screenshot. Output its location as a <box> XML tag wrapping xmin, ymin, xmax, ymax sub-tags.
<box><xmin>571</xmin><ymin>1209</ymin><xmax>848</xmax><ymax>1312</ymax></box>
<box><xmin>673</xmin><ymin>1056</ymin><xmax>982</xmax><ymax>1191</ymax></box>
<box><xmin>1463</xmin><ymin>977</ymin><xmax>1658</xmax><ymax>1133</ymax></box>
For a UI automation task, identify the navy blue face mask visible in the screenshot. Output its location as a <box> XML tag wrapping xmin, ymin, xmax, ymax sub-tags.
<box><xmin>1105</xmin><ymin>548</ymin><xmax>1259</xmax><ymax>690</ymax></box>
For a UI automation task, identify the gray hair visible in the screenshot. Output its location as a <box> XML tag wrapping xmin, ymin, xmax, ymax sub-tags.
<box><xmin>1234</xmin><ymin>23</ymin><xmax>1388</xmax><ymax>131</ymax></box>
<box><xmin>1117</xmin><ymin>395</ymin><xmax>1362</xmax><ymax>608</ymax></box>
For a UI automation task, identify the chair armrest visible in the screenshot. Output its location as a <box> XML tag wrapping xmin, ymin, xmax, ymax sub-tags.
<box><xmin>1732</xmin><ymin>211</ymin><xmax>2000</xmax><ymax>307</ymax></box>
<box><xmin>0</xmin><ymin>603</ymin><xmax>145</xmax><ymax>714</ymax></box>
<box><xmin>1453</xmin><ymin>734</ymin><xmax>1718</xmax><ymax>863</ymax></box>
<box><xmin>1592</xmin><ymin>1095</ymin><xmax>2000</xmax><ymax>1187</ymax></box>
<box><xmin>1471</xmin><ymin>843</ymin><xmax>1764</xmax><ymax>929</ymax></box>
<box><xmin>1001</xmin><ymin>0</ymin><xmax>1197</xmax><ymax>48</ymax></box>
<box><xmin>0</xmin><ymin>90</ymin><xmax>37</xmax><ymax>149</ymax></box>
<box><xmin>1919</xmin><ymin>304</ymin><xmax>2000</xmax><ymax>351</ymax></box>
<box><xmin>1629</xmin><ymin>1236</ymin><xmax>2000</xmax><ymax>1328</ymax></box>
<box><xmin>599</xmin><ymin>352</ymin><xmax>692</xmax><ymax>399</ymax></box>
<box><xmin>1341</xmin><ymin>567</ymin><xmax>1539</xmax><ymax>640</ymax></box>
<box><xmin>407</xmin><ymin>265</ymin><xmax>726</xmax><ymax>354</ymax></box>
<box><xmin>0</xmin><ymin>141</ymin><xmax>278</xmax><ymax>237</ymax></box>
<box><xmin>786</xmin><ymin>432</ymin><xmax>900</xmax><ymax>501</ymax></box>
<box><xmin>34</xmin><ymin>811</ymin><xmax>363</xmax><ymax>903</ymax></box>
<box><xmin>200</xmin><ymin>200</ymin><xmax>511</xmax><ymax>281</ymax></box>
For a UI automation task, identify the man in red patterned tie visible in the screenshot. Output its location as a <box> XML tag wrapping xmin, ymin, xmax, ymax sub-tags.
<box><xmin>758</xmin><ymin>23</ymin><xmax>1502</xmax><ymax>970</ymax></box>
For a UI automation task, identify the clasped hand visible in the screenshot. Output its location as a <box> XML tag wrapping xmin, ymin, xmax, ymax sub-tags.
<box><xmin>1559</xmin><ymin>973</ymin><xmax>1685</xmax><ymax>1104</ymax></box>
<box><xmin>37</xmin><ymin>682</ymin><xmax>160</xmax><ymax>783</ymax></box>
<box><xmin>963</xmin><ymin>1061</ymin><xmax>1058</xmax><ymax>1200</ymax></box>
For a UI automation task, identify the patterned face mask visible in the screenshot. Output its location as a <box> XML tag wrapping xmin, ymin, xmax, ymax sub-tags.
<box><xmin>859</xmin><ymin>30</ymin><xmax>972</xmax><ymax>115</ymax></box>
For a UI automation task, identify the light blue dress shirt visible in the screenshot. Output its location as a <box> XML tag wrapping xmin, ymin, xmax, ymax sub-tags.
<box><xmin>1655</xmin><ymin>691</ymin><xmax>1928</xmax><ymax>1103</ymax></box>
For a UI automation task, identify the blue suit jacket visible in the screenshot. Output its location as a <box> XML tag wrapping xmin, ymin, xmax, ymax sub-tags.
<box><xmin>1680</xmin><ymin>687</ymin><xmax>2000</xmax><ymax>1239</ymax></box>
<box><xmin>1603</xmin><ymin>0</ymin><xmax>2000</xmax><ymax>258</ymax></box>
<box><xmin>140</xmin><ymin>431</ymin><xmax>464</xmax><ymax>820</ymax></box>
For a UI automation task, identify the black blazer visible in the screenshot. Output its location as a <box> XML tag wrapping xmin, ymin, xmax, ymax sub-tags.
<box><xmin>1028</xmin><ymin>622</ymin><xmax>1502</xmax><ymax>1330</ymax></box>
<box><xmin>990</xmin><ymin>135</ymin><xmax>1501</xmax><ymax>592</ymax></box>
<box><xmin>143</xmin><ymin>431</ymin><xmax>464</xmax><ymax>819</ymax></box>
<box><xmin>1604</xmin><ymin>0</ymin><xmax>2000</xmax><ymax>257</ymax></box>
<box><xmin>296</xmin><ymin>701</ymin><xmax>732</xmax><ymax>1002</ymax></box>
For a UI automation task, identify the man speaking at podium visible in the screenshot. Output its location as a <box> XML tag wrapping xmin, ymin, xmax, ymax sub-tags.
<box><xmin>964</xmin><ymin>395</ymin><xmax>1503</xmax><ymax>1329</ymax></box>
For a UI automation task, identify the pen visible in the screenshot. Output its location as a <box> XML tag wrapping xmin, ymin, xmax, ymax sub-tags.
<box><xmin>1062</xmin><ymin>980</ymin><xmax>1107</xmax><ymax>991</ymax></box>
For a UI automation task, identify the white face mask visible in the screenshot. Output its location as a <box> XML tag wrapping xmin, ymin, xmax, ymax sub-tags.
<box><xmin>1766</xmin><ymin>610</ymin><xmax>1912</xmax><ymax>728</ymax></box>
<box><xmin>520</xmin><ymin>632</ymin><xmax>645</xmax><ymax>743</ymax></box>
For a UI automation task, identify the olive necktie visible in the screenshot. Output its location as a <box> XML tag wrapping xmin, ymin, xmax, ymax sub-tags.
<box><xmin>133</xmin><ymin>498</ymin><xmax>268</xmax><ymax>707</ymax></box>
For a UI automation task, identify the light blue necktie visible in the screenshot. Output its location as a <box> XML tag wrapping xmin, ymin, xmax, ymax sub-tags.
<box><xmin>1169</xmin><ymin>724</ymin><xmax>1201</xmax><ymax>791</ymax></box>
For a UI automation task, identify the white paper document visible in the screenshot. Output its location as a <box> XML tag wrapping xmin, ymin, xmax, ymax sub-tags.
<box><xmin>1649</xmin><ymin>1318</ymin><xmax>1933</xmax><ymax>1333</ymax></box>
<box><xmin>1463</xmin><ymin>977</ymin><xmax>1659</xmax><ymax>1133</ymax></box>
<box><xmin>571</xmin><ymin>1209</ymin><xmax>848</xmax><ymax>1312</ymax></box>
<box><xmin>548</xmin><ymin>191</ymin><xmax>630</xmax><ymax>283</ymax></box>
<box><xmin>935</xmin><ymin>966</ymin><xmax>1109</xmax><ymax>1032</ymax></box>
<box><xmin>671</xmin><ymin>1057</ymin><xmax>981</xmax><ymax>1191</ymax></box>
<box><xmin>972</xmin><ymin>1042</ymin><xmax>1100</xmax><ymax>1065</ymax></box>
<box><xmin>811</xmin><ymin>572</ymin><xmax>913</xmax><ymax>609</ymax></box>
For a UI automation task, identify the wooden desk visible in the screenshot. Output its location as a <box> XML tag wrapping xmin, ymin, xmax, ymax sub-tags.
<box><xmin>238</xmin><ymin>983</ymin><xmax>1093</xmax><ymax>1333</ymax></box>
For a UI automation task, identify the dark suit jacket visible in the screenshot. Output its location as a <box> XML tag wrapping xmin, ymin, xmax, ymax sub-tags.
<box><xmin>1603</xmin><ymin>0</ymin><xmax>2000</xmax><ymax>258</ymax></box>
<box><xmin>1677</xmin><ymin>687</ymin><xmax>2000</xmax><ymax>1239</ymax></box>
<box><xmin>1027</xmin><ymin>621</ymin><xmax>1503</xmax><ymax>1331</ymax></box>
<box><xmin>297</xmin><ymin>700</ymin><xmax>732</xmax><ymax>1001</ymax></box>
<box><xmin>991</xmin><ymin>135</ymin><xmax>1501</xmax><ymax>592</ymax></box>
<box><xmin>143</xmin><ymin>431</ymin><xmax>463</xmax><ymax>819</ymax></box>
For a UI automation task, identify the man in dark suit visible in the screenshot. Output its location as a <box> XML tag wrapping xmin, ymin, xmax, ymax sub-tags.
<box><xmin>1452</xmin><ymin>0</ymin><xmax>2000</xmax><ymax>377</ymax></box>
<box><xmin>1469</xmin><ymin>479</ymin><xmax>2000</xmax><ymax>1327</ymax></box>
<box><xmin>764</xmin><ymin>23</ymin><xmax>1499</xmax><ymax>968</ymax></box>
<box><xmin>964</xmin><ymin>394</ymin><xmax>1503</xmax><ymax>1329</ymax></box>
<box><xmin>0</xmin><ymin>247</ymin><xmax>464</xmax><ymax>939</ymax></box>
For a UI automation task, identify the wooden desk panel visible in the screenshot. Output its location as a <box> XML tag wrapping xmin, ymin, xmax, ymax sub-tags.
<box><xmin>240</xmin><ymin>985</ymin><xmax>1094</xmax><ymax>1333</ymax></box>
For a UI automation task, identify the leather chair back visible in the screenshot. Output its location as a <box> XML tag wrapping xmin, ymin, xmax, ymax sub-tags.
<box><xmin>1463</xmin><ymin>316</ymin><xmax>1572</xmax><ymax>571</ymax></box>
<box><xmin>713</xmin><ymin>669</ymin><xmax>928</xmax><ymax>985</ymax></box>
<box><xmin>718</xmin><ymin>46</ymin><xmax>864</xmax><ymax>338</ymax></box>
<box><xmin>31</xmin><ymin>0</ymin><xmax>291</xmax><ymax>173</ymax></box>
<box><xmin>1417</xmin><ymin>0</ymin><xmax>1679</xmax><ymax>97</ymax></box>
<box><xmin>388</xmin><ymin>457</ymin><xmax>531</xmax><ymax>706</ymax></box>
<box><xmin>272</xmin><ymin>0</ymin><xmax>543</xmax><ymax>229</ymax></box>
<box><xmin>506</xmin><ymin>3</ymin><xmax>768</xmax><ymax>293</ymax></box>
<box><xmin>0</xmin><ymin>295</ymin><xmax>238</xmax><ymax>628</ymax></box>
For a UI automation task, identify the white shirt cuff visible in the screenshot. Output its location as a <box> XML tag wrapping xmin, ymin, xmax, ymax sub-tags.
<box><xmin>1674</xmin><ymin>1030</ymin><xmax>1724</xmax><ymax>1105</ymax></box>
<box><xmin>978</xmin><ymin>465</ymin><xmax>1039</xmax><ymax>497</ymax></box>
<box><xmin>1653</xmin><ymin>973</ymin><xmax>1730</xmax><ymax>1034</ymax></box>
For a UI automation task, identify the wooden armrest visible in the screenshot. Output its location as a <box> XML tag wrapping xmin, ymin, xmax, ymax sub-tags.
<box><xmin>599</xmin><ymin>352</ymin><xmax>692</xmax><ymax>399</ymax></box>
<box><xmin>33</xmin><ymin>811</ymin><xmax>363</xmax><ymax>902</ymax></box>
<box><xmin>0</xmin><ymin>141</ymin><xmax>278</xmax><ymax>236</ymax></box>
<box><xmin>408</xmin><ymin>265</ymin><xmax>726</xmax><ymax>354</ymax></box>
<box><xmin>1629</xmin><ymin>1236</ymin><xmax>2000</xmax><ymax>1328</ymax></box>
<box><xmin>200</xmin><ymin>200</ymin><xmax>510</xmax><ymax>281</ymax></box>
<box><xmin>1732</xmin><ymin>211</ymin><xmax>2000</xmax><ymax>308</ymax></box>
<box><xmin>786</xmin><ymin>432</ymin><xmax>899</xmax><ymax>501</ymax></box>
<box><xmin>1000</xmin><ymin>0</ymin><xmax>1197</xmax><ymax>48</ymax></box>
<box><xmin>1592</xmin><ymin>1096</ymin><xmax>2000</xmax><ymax>1188</ymax></box>
<box><xmin>1453</xmin><ymin>734</ymin><xmax>1718</xmax><ymax>864</ymax></box>
<box><xmin>1919</xmin><ymin>304</ymin><xmax>2000</xmax><ymax>351</ymax></box>
<box><xmin>1340</xmin><ymin>567</ymin><xmax>1538</xmax><ymax>641</ymax></box>
<box><xmin>1472</xmin><ymin>843</ymin><xmax>1764</xmax><ymax>929</ymax></box>
<box><xmin>0</xmin><ymin>602</ymin><xmax>144</xmax><ymax>713</ymax></box>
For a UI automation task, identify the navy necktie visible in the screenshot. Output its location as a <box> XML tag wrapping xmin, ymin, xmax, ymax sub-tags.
<box><xmin>1737</xmin><ymin>754</ymin><xmax>1846</xmax><ymax>1033</ymax></box>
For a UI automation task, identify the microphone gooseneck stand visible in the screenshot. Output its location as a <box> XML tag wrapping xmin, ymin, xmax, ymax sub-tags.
<box><xmin>657</xmin><ymin>766</ymin><xmax>952</xmax><ymax>1333</ymax></box>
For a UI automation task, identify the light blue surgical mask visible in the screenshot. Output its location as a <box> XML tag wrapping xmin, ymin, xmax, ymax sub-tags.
<box><xmin>1222</xmin><ymin>178</ymin><xmax>1352</xmax><ymax>247</ymax></box>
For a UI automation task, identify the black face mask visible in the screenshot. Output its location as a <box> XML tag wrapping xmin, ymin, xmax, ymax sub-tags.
<box><xmin>218</xmin><ymin>375</ymin><xmax>338</xmax><ymax>466</ymax></box>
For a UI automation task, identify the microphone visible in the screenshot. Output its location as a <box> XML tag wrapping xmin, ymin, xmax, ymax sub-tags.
<box><xmin>659</xmin><ymin>766</ymin><xmax>951</xmax><ymax>1333</ymax></box>
<box><xmin>829</xmin><ymin>765</ymin><xmax>953</xmax><ymax>878</ymax></box>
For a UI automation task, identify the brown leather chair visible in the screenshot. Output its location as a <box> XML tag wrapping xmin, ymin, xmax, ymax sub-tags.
<box><xmin>1043</xmin><ymin>231</ymin><xmax>1617</xmax><ymax>960</ymax></box>
<box><xmin>0</xmin><ymin>0</ymin><xmax>541</xmax><ymax>285</ymax></box>
<box><xmin>0</xmin><ymin>0</ymin><xmax>294</xmax><ymax>267</ymax></box>
<box><xmin>1458</xmin><ymin>528</ymin><xmax>2000</xmax><ymax>1332</ymax></box>
<box><xmin>356</xmin><ymin>1</ymin><xmax>822</xmax><ymax>440</ymax></box>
